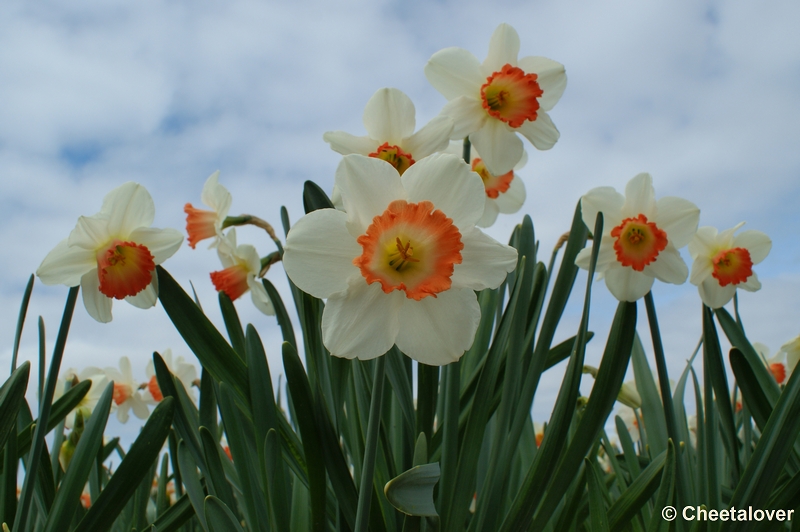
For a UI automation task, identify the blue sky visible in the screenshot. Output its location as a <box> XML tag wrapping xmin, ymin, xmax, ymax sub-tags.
<box><xmin>1</xmin><ymin>0</ymin><xmax>799</xmax><ymax>439</ymax></box>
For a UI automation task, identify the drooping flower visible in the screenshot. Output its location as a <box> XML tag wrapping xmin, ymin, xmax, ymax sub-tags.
<box><xmin>324</xmin><ymin>88</ymin><xmax>453</xmax><ymax>176</ymax></box>
<box><xmin>575</xmin><ymin>173</ymin><xmax>700</xmax><ymax>302</ymax></box>
<box><xmin>143</xmin><ymin>349</ymin><xmax>198</xmax><ymax>405</ymax></box>
<box><xmin>425</xmin><ymin>23</ymin><xmax>566</xmax><ymax>175</ymax></box>
<box><xmin>184</xmin><ymin>171</ymin><xmax>233</xmax><ymax>249</ymax></box>
<box><xmin>54</xmin><ymin>368</ymin><xmax>111</xmax><ymax>429</ymax></box>
<box><xmin>688</xmin><ymin>222</ymin><xmax>771</xmax><ymax>309</ymax></box>
<box><xmin>444</xmin><ymin>141</ymin><xmax>526</xmax><ymax>227</ymax></box>
<box><xmin>209</xmin><ymin>228</ymin><xmax>275</xmax><ymax>316</ymax></box>
<box><xmin>753</xmin><ymin>342</ymin><xmax>788</xmax><ymax>385</ymax></box>
<box><xmin>102</xmin><ymin>356</ymin><xmax>150</xmax><ymax>423</ymax></box>
<box><xmin>36</xmin><ymin>182</ymin><xmax>184</xmax><ymax>323</ymax></box>
<box><xmin>282</xmin><ymin>153</ymin><xmax>518</xmax><ymax>364</ymax></box>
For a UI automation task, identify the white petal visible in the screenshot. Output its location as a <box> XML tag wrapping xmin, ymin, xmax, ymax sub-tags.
<box><xmin>125</xmin><ymin>275</ymin><xmax>158</xmax><ymax>309</ymax></box>
<box><xmin>119</xmin><ymin>356</ymin><xmax>134</xmax><ymax>382</ymax></box>
<box><xmin>403</xmin><ymin>153</ymin><xmax>485</xmax><ymax>228</ymax></box>
<box><xmin>494</xmin><ymin>174</ymin><xmax>525</xmax><ymax>214</ymax></box>
<box><xmin>283</xmin><ymin>208</ymin><xmax>361</xmax><ymax>299</ymax></box>
<box><xmin>131</xmin><ymin>396</ymin><xmax>150</xmax><ymax>420</ymax></box>
<box><xmin>116</xmin><ymin>403</ymin><xmax>131</xmax><ymax>423</ymax></box>
<box><xmin>575</xmin><ymin>236</ymin><xmax>617</xmax><ymax>273</ymax></box>
<box><xmin>425</xmin><ymin>47</ymin><xmax>485</xmax><ymax>100</ymax></box>
<box><xmin>655</xmin><ymin>197</ymin><xmax>700</xmax><ymax>248</ymax></box>
<box><xmin>515</xmin><ymin>111</ymin><xmax>560</xmax><ymax>151</ymax></box>
<box><xmin>336</xmin><ymin>155</ymin><xmax>407</xmax><ymax>236</ymax></box>
<box><xmin>688</xmin><ymin>226</ymin><xmax>718</xmax><ymax>259</ymax></box>
<box><xmin>740</xmin><ymin>271</ymin><xmax>762</xmax><ymax>292</ymax></box>
<box><xmin>323</xmin><ymin>131</ymin><xmax>378</xmax><ymax>156</ymax></box>
<box><xmin>401</xmin><ymin>115</ymin><xmax>454</xmax><ymax>159</ymax></box>
<box><xmin>483</xmin><ymin>24</ymin><xmax>520</xmax><ymax>72</ymax></box>
<box><xmin>513</xmin><ymin>149</ymin><xmax>528</xmax><ymax>170</ymax></box>
<box><xmin>395</xmin><ymin>288</ymin><xmax>481</xmax><ymax>366</ymax></box>
<box><xmin>698</xmin><ymin>277</ymin><xmax>736</xmax><ymax>309</ymax></box>
<box><xmin>248</xmin><ymin>277</ymin><xmax>275</xmax><ymax>316</ymax></box>
<box><xmin>451</xmin><ymin>227</ymin><xmax>517</xmax><ymax>290</ymax></box>
<box><xmin>68</xmin><ymin>214</ymin><xmax>111</xmax><ymax>249</ymax></box>
<box><xmin>321</xmin><ymin>278</ymin><xmax>404</xmax><ymax>360</ymax></box>
<box><xmin>581</xmin><ymin>187</ymin><xmax>624</xmax><ymax>233</ymax></box>
<box><xmin>689</xmin><ymin>256</ymin><xmax>713</xmax><ymax>286</ymax></box>
<box><xmin>363</xmin><ymin>88</ymin><xmax>416</xmax><ymax>143</ymax></box>
<box><xmin>644</xmin><ymin>246</ymin><xmax>688</xmax><ymax>284</ymax></box>
<box><xmin>441</xmin><ymin>97</ymin><xmax>487</xmax><ymax>139</ymax></box>
<box><xmin>517</xmin><ymin>56</ymin><xmax>567</xmax><ymax>111</ymax></box>
<box><xmin>101</xmin><ymin>182</ymin><xmax>156</xmax><ymax>237</ymax></box>
<box><xmin>81</xmin><ymin>270</ymin><xmax>113</xmax><ymax>323</ymax></box>
<box><xmin>200</xmin><ymin>171</ymin><xmax>232</xmax><ymax>219</ymax></box>
<box><xmin>128</xmin><ymin>227</ymin><xmax>183</xmax><ymax>265</ymax></box>
<box><xmin>604</xmin><ymin>266</ymin><xmax>654</xmax><ymax>302</ymax></box>
<box><xmin>470</xmin><ymin>119</ymin><xmax>523</xmax><ymax>176</ymax></box>
<box><xmin>734</xmin><ymin>230</ymin><xmax>772</xmax><ymax>264</ymax></box>
<box><xmin>621</xmin><ymin>173</ymin><xmax>657</xmax><ymax>218</ymax></box>
<box><xmin>237</xmin><ymin>244</ymin><xmax>262</xmax><ymax>276</ymax></box>
<box><xmin>37</xmin><ymin>238</ymin><xmax>96</xmax><ymax>286</ymax></box>
<box><xmin>476</xmin><ymin>198</ymin><xmax>500</xmax><ymax>228</ymax></box>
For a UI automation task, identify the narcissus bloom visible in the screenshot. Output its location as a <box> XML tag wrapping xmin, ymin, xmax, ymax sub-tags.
<box><xmin>184</xmin><ymin>171</ymin><xmax>232</xmax><ymax>249</ymax></box>
<box><xmin>425</xmin><ymin>23</ymin><xmax>566</xmax><ymax>175</ymax></box>
<box><xmin>54</xmin><ymin>368</ymin><xmax>110</xmax><ymax>429</ymax></box>
<box><xmin>101</xmin><ymin>356</ymin><xmax>150</xmax><ymax>423</ymax></box>
<box><xmin>143</xmin><ymin>349</ymin><xmax>198</xmax><ymax>405</ymax></box>
<box><xmin>688</xmin><ymin>222</ymin><xmax>770</xmax><ymax>309</ymax></box>
<box><xmin>575</xmin><ymin>173</ymin><xmax>700</xmax><ymax>302</ymax></box>
<box><xmin>210</xmin><ymin>229</ymin><xmax>275</xmax><ymax>316</ymax></box>
<box><xmin>324</xmin><ymin>88</ymin><xmax>453</xmax><ymax>176</ymax></box>
<box><xmin>616</xmin><ymin>406</ymin><xmax>643</xmax><ymax>444</ymax></box>
<box><xmin>283</xmin><ymin>153</ymin><xmax>518</xmax><ymax>364</ymax></box>
<box><xmin>36</xmin><ymin>182</ymin><xmax>183</xmax><ymax>323</ymax></box>
<box><xmin>754</xmin><ymin>342</ymin><xmax>788</xmax><ymax>385</ymax></box>
<box><xmin>779</xmin><ymin>335</ymin><xmax>800</xmax><ymax>374</ymax></box>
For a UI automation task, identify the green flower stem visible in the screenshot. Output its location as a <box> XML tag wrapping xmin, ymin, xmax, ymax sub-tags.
<box><xmin>222</xmin><ymin>214</ymin><xmax>284</xmax><ymax>253</ymax></box>
<box><xmin>462</xmin><ymin>137</ymin><xmax>471</xmax><ymax>163</ymax></box>
<box><xmin>354</xmin><ymin>355</ymin><xmax>387</xmax><ymax>532</ymax></box>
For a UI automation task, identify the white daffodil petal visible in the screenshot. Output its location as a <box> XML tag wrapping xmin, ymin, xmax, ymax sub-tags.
<box><xmin>575</xmin><ymin>236</ymin><xmax>617</xmax><ymax>273</ymax></box>
<box><xmin>283</xmin><ymin>208</ymin><xmax>361</xmax><ymax>299</ymax></box>
<box><xmin>451</xmin><ymin>227</ymin><xmax>517</xmax><ymax>290</ymax></box>
<box><xmin>644</xmin><ymin>246</ymin><xmax>688</xmax><ymax>285</ymax></box>
<box><xmin>688</xmin><ymin>226</ymin><xmax>718</xmax><ymax>259</ymax></box>
<box><xmin>237</xmin><ymin>244</ymin><xmax>262</xmax><ymax>276</ymax></box>
<box><xmin>125</xmin><ymin>275</ymin><xmax>158</xmax><ymax>309</ymax></box>
<box><xmin>477</xmin><ymin>199</ymin><xmax>500</xmax><ymax>228</ymax></box>
<box><xmin>581</xmin><ymin>187</ymin><xmax>624</xmax><ymax>232</ymax></box>
<box><xmin>515</xmin><ymin>111</ymin><xmax>559</xmax><ymax>151</ymax></box>
<box><xmin>68</xmin><ymin>214</ymin><xmax>111</xmax><ymax>249</ymax></box>
<box><xmin>363</xmin><ymin>88</ymin><xmax>416</xmax><ymax>143</ymax></box>
<box><xmin>734</xmin><ymin>230</ymin><xmax>772</xmax><ymax>264</ymax></box>
<box><xmin>655</xmin><ymin>197</ymin><xmax>700</xmax><ymax>248</ymax></box>
<box><xmin>102</xmin><ymin>182</ymin><xmax>156</xmax><ymax>237</ymax></box>
<box><xmin>395</xmin><ymin>288</ymin><xmax>481</xmax><ymax>366</ymax></box>
<box><xmin>740</xmin><ymin>271</ymin><xmax>762</xmax><ymax>292</ymax></box>
<box><xmin>322</xmin><ymin>279</ymin><xmax>404</xmax><ymax>360</ymax></box>
<box><xmin>403</xmin><ymin>153</ymin><xmax>485</xmax><ymax>229</ymax></box>
<box><xmin>81</xmin><ymin>270</ymin><xmax>113</xmax><ymax>323</ymax></box>
<box><xmin>470</xmin><ymin>119</ymin><xmax>523</xmax><ymax>176</ymax></box>
<box><xmin>690</xmin><ymin>256</ymin><xmax>714</xmax><ymax>286</ymax></box>
<box><xmin>248</xmin><ymin>277</ymin><xmax>275</xmax><ymax>316</ymax></box>
<box><xmin>622</xmin><ymin>173</ymin><xmax>656</xmax><ymax>218</ymax></box>
<box><xmin>131</xmin><ymin>397</ymin><xmax>150</xmax><ymax>420</ymax></box>
<box><xmin>483</xmin><ymin>23</ymin><xmax>520</xmax><ymax>72</ymax></box>
<box><xmin>441</xmin><ymin>97</ymin><xmax>487</xmax><ymax>139</ymax></box>
<box><xmin>517</xmin><ymin>56</ymin><xmax>567</xmax><ymax>111</ymax></box>
<box><xmin>36</xmin><ymin>239</ymin><xmax>96</xmax><ymax>287</ymax></box>
<box><xmin>604</xmin><ymin>266</ymin><xmax>655</xmax><ymax>302</ymax></box>
<box><xmin>699</xmin><ymin>277</ymin><xmax>736</xmax><ymax>309</ymax></box>
<box><xmin>323</xmin><ymin>131</ymin><xmax>379</xmax><ymax>156</ymax></box>
<box><xmin>425</xmin><ymin>47</ymin><xmax>485</xmax><ymax>101</ymax></box>
<box><xmin>402</xmin><ymin>115</ymin><xmax>454</xmax><ymax>159</ymax></box>
<box><xmin>128</xmin><ymin>227</ymin><xmax>183</xmax><ymax>265</ymax></box>
<box><xmin>336</xmin><ymin>155</ymin><xmax>407</xmax><ymax>235</ymax></box>
<box><xmin>494</xmin><ymin>174</ymin><xmax>526</xmax><ymax>214</ymax></box>
<box><xmin>116</xmin><ymin>403</ymin><xmax>131</xmax><ymax>424</ymax></box>
<box><xmin>201</xmin><ymin>171</ymin><xmax>232</xmax><ymax>217</ymax></box>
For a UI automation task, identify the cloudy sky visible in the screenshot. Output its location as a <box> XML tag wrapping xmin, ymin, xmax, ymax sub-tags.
<box><xmin>1</xmin><ymin>0</ymin><xmax>798</xmax><ymax>440</ymax></box>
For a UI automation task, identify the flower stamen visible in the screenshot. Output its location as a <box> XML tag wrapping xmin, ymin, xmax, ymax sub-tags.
<box><xmin>96</xmin><ymin>240</ymin><xmax>155</xmax><ymax>299</ymax></box>
<box><xmin>610</xmin><ymin>214</ymin><xmax>668</xmax><ymax>271</ymax></box>
<box><xmin>481</xmin><ymin>64</ymin><xmax>543</xmax><ymax>128</ymax></box>
<box><xmin>369</xmin><ymin>143</ymin><xmax>415</xmax><ymax>175</ymax></box>
<box><xmin>711</xmin><ymin>247</ymin><xmax>753</xmax><ymax>286</ymax></box>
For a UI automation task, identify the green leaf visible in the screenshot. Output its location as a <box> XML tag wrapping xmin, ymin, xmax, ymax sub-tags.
<box><xmin>218</xmin><ymin>292</ymin><xmax>246</xmax><ymax>358</ymax></box>
<box><xmin>647</xmin><ymin>440</ymin><xmax>675</xmax><ymax>532</ymax></box>
<box><xmin>177</xmin><ymin>440</ymin><xmax>209</xmax><ymax>531</ymax></box>
<box><xmin>150</xmin><ymin>494</ymin><xmax>196</xmax><ymax>532</ymax></box>
<box><xmin>77</xmin><ymin>398</ymin><xmax>176</xmax><ymax>532</ymax></box>
<box><xmin>264</xmin><ymin>429</ymin><xmax>290</xmax><ymax>532</ymax></box>
<box><xmin>384</xmin><ymin>463</ymin><xmax>440</xmax><ymax>517</ymax></box>
<box><xmin>302</xmin><ymin>180</ymin><xmax>335</xmax><ymax>213</ymax></box>
<box><xmin>42</xmin><ymin>381</ymin><xmax>114</xmax><ymax>532</ymax></box>
<box><xmin>631</xmin><ymin>333</ymin><xmax>667</xmax><ymax>457</ymax></box>
<box><xmin>586</xmin><ymin>458</ymin><xmax>610</xmax><ymax>532</ymax></box>
<box><xmin>0</xmin><ymin>363</ymin><xmax>30</xmax><ymax>452</ymax></box>
<box><xmin>262</xmin><ymin>279</ymin><xmax>297</xmax><ymax>352</ymax></box>
<box><xmin>607</xmin><ymin>450</ymin><xmax>667</xmax><ymax>530</ymax></box>
<box><xmin>199</xmin><ymin>427</ymin><xmax>238</xmax><ymax>517</ymax></box>
<box><xmin>204</xmin><ymin>496</ymin><xmax>245</xmax><ymax>532</ymax></box>
<box><xmin>10</xmin><ymin>274</ymin><xmax>34</xmax><ymax>371</ymax></box>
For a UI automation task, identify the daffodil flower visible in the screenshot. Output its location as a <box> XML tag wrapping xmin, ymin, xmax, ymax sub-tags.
<box><xmin>780</xmin><ymin>335</ymin><xmax>800</xmax><ymax>374</ymax></box>
<box><xmin>753</xmin><ymin>342</ymin><xmax>787</xmax><ymax>385</ymax></box>
<box><xmin>575</xmin><ymin>173</ymin><xmax>700</xmax><ymax>302</ymax></box>
<box><xmin>283</xmin><ymin>153</ymin><xmax>518</xmax><ymax>365</ymax></box>
<box><xmin>36</xmin><ymin>182</ymin><xmax>183</xmax><ymax>323</ymax></box>
<box><xmin>54</xmin><ymin>368</ymin><xmax>110</xmax><ymax>429</ymax></box>
<box><xmin>616</xmin><ymin>406</ymin><xmax>643</xmax><ymax>444</ymax></box>
<box><xmin>425</xmin><ymin>23</ymin><xmax>566</xmax><ymax>176</ymax></box>
<box><xmin>184</xmin><ymin>171</ymin><xmax>233</xmax><ymax>249</ymax></box>
<box><xmin>209</xmin><ymin>228</ymin><xmax>275</xmax><ymax>316</ymax></box>
<box><xmin>143</xmin><ymin>348</ymin><xmax>198</xmax><ymax>405</ymax></box>
<box><xmin>101</xmin><ymin>356</ymin><xmax>150</xmax><ymax>423</ymax></box>
<box><xmin>688</xmin><ymin>222</ymin><xmax>771</xmax><ymax>309</ymax></box>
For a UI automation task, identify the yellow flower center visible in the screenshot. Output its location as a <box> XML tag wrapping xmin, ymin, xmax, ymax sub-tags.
<box><xmin>480</xmin><ymin>64</ymin><xmax>543</xmax><ymax>128</ymax></box>
<box><xmin>96</xmin><ymin>240</ymin><xmax>155</xmax><ymax>299</ymax></box>
<box><xmin>610</xmin><ymin>215</ymin><xmax>668</xmax><ymax>271</ymax></box>
<box><xmin>711</xmin><ymin>247</ymin><xmax>753</xmax><ymax>287</ymax></box>
<box><xmin>369</xmin><ymin>143</ymin><xmax>415</xmax><ymax>175</ymax></box>
<box><xmin>472</xmin><ymin>158</ymin><xmax>514</xmax><ymax>198</ymax></box>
